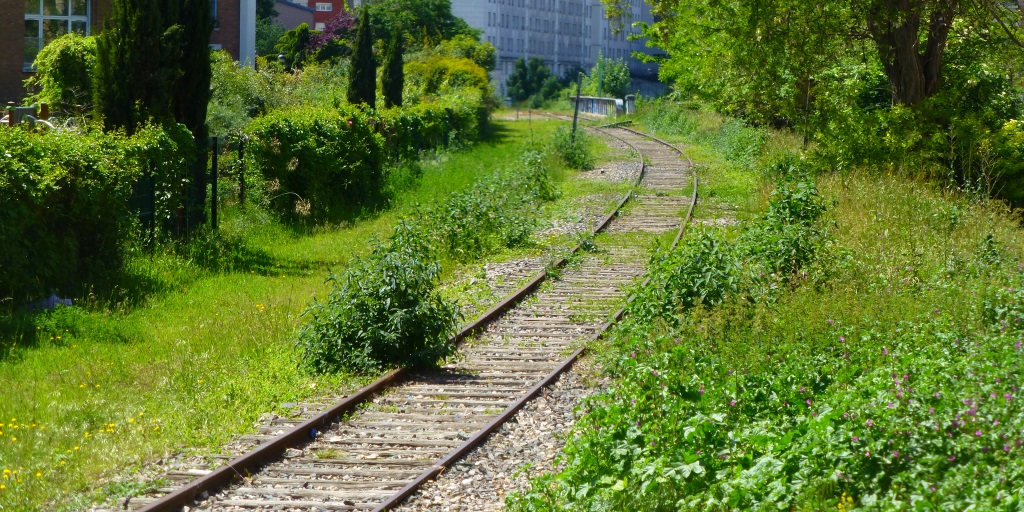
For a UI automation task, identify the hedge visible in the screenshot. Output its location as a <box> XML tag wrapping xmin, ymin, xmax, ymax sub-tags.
<box><xmin>0</xmin><ymin>123</ymin><xmax>194</xmax><ymax>303</ymax></box>
<box><xmin>245</xmin><ymin>105</ymin><xmax>385</xmax><ymax>220</ymax></box>
<box><xmin>245</xmin><ymin>93</ymin><xmax>489</xmax><ymax>220</ymax></box>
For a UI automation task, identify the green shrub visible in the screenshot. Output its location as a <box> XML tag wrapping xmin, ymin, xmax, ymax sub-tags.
<box><xmin>298</xmin><ymin>222</ymin><xmax>460</xmax><ymax>374</ymax></box>
<box><xmin>245</xmin><ymin>105</ymin><xmax>385</xmax><ymax>221</ymax></box>
<box><xmin>23</xmin><ymin>33</ymin><xmax>97</xmax><ymax>114</ymax></box>
<box><xmin>552</xmin><ymin>125</ymin><xmax>594</xmax><ymax>170</ymax></box>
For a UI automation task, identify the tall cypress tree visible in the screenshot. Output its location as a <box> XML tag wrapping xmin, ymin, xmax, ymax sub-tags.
<box><xmin>381</xmin><ymin>32</ymin><xmax>404</xmax><ymax>108</ymax></box>
<box><xmin>347</xmin><ymin>6</ymin><xmax>376</xmax><ymax>107</ymax></box>
<box><xmin>94</xmin><ymin>0</ymin><xmax>182</xmax><ymax>133</ymax></box>
<box><xmin>171</xmin><ymin>0</ymin><xmax>213</xmax><ymax>234</ymax></box>
<box><xmin>94</xmin><ymin>0</ymin><xmax>212</xmax><ymax>236</ymax></box>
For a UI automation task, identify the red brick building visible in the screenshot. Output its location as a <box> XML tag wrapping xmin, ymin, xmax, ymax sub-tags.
<box><xmin>1</xmin><ymin>0</ymin><xmax>255</xmax><ymax>104</ymax></box>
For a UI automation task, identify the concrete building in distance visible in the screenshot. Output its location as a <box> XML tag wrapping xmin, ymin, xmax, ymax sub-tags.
<box><xmin>450</xmin><ymin>0</ymin><xmax>663</xmax><ymax>97</ymax></box>
<box><xmin>1</xmin><ymin>0</ymin><xmax>257</xmax><ymax>104</ymax></box>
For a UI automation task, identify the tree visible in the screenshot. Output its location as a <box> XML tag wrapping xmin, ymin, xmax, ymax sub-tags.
<box><xmin>94</xmin><ymin>0</ymin><xmax>181</xmax><ymax>132</ymax></box>
<box><xmin>506</xmin><ymin>57</ymin><xmax>552</xmax><ymax>102</ymax></box>
<box><xmin>171</xmin><ymin>0</ymin><xmax>213</xmax><ymax>234</ymax></box>
<box><xmin>348</xmin><ymin>7</ymin><xmax>376</xmax><ymax>107</ymax></box>
<box><xmin>274</xmin><ymin>22</ymin><xmax>311</xmax><ymax>70</ymax></box>
<box><xmin>94</xmin><ymin>0</ymin><xmax>212</xmax><ymax>235</ymax></box>
<box><xmin>256</xmin><ymin>17</ymin><xmax>287</xmax><ymax>57</ymax></box>
<box><xmin>431</xmin><ymin>34</ymin><xmax>496</xmax><ymax>71</ymax></box>
<box><xmin>257</xmin><ymin>0</ymin><xmax>277</xmax><ymax>20</ymax></box>
<box><xmin>582</xmin><ymin>51</ymin><xmax>631</xmax><ymax>98</ymax></box>
<box><xmin>607</xmin><ymin>0</ymin><xmax>1022</xmax><ymax>108</ymax></box>
<box><xmin>309</xmin><ymin>9</ymin><xmax>358</xmax><ymax>62</ymax></box>
<box><xmin>382</xmin><ymin>32</ymin><xmax>405</xmax><ymax>108</ymax></box>
<box><xmin>365</xmin><ymin>0</ymin><xmax>481</xmax><ymax>49</ymax></box>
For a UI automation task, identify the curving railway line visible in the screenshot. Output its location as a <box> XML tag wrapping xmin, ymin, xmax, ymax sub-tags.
<box><xmin>112</xmin><ymin>121</ymin><xmax>696</xmax><ymax>512</ymax></box>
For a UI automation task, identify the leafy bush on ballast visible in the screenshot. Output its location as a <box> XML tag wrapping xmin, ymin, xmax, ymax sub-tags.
<box><xmin>298</xmin><ymin>223</ymin><xmax>460</xmax><ymax>374</ymax></box>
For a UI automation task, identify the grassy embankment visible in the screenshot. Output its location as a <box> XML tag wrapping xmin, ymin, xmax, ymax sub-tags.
<box><xmin>509</xmin><ymin>103</ymin><xmax>1024</xmax><ymax>510</ymax></box>
<box><xmin>0</xmin><ymin>115</ymin><xmax>629</xmax><ymax>511</ymax></box>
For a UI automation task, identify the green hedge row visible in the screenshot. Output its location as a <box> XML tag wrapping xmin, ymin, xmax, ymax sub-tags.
<box><xmin>245</xmin><ymin>91</ymin><xmax>489</xmax><ymax>219</ymax></box>
<box><xmin>0</xmin><ymin>124</ymin><xmax>194</xmax><ymax>303</ymax></box>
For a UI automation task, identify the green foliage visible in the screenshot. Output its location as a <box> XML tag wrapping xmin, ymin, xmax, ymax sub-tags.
<box><xmin>23</xmin><ymin>33</ymin><xmax>97</xmax><ymax>114</ymax></box>
<box><xmin>93</xmin><ymin>0</ymin><xmax>211</xmax><ymax>136</ymax></box>
<box><xmin>377</xmin><ymin>91</ymin><xmax>487</xmax><ymax>159</ymax></box>
<box><xmin>298</xmin><ymin>222</ymin><xmax>460</xmax><ymax>374</ymax></box>
<box><xmin>245</xmin><ymin>105</ymin><xmax>385</xmax><ymax>221</ymax></box>
<box><xmin>552</xmin><ymin>126</ymin><xmax>594</xmax><ymax>170</ymax></box>
<box><xmin>348</xmin><ymin>8</ymin><xmax>377</xmax><ymax>107</ymax></box>
<box><xmin>0</xmin><ymin>124</ymin><xmax>194</xmax><ymax>302</ymax></box>
<box><xmin>381</xmin><ymin>33</ymin><xmax>405</xmax><ymax>108</ymax></box>
<box><xmin>628</xmin><ymin>0</ymin><xmax>1024</xmax><ymax>204</ymax></box>
<box><xmin>581</xmin><ymin>52</ymin><xmax>632</xmax><ymax>99</ymax></box>
<box><xmin>256</xmin><ymin>0</ymin><xmax>277</xmax><ymax>20</ymax></box>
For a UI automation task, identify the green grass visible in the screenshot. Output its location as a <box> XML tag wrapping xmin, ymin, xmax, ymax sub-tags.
<box><xmin>0</xmin><ymin>117</ymin><xmax>623</xmax><ymax>511</ymax></box>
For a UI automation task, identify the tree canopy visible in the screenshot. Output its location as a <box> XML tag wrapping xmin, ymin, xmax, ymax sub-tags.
<box><xmin>582</xmin><ymin>52</ymin><xmax>631</xmax><ymax>98</ymax></box>
<box><xmin>348</xmin><ymin>7</ymin><xmax>376</xmax><ymax>107</ymax></box>
<box><xmin>365</xmin><ymin>0</ymin><xmax>481</xmax><ymax>49</ymax></box>
<box><xmin>607</xmin><ymin>0</ymin><xmax>1024</xmax><ymax>114</ymax></box>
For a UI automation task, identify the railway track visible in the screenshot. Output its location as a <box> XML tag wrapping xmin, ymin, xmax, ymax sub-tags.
<box><xmin>112</xmin><ymin>121</ymin><xmax>695</xmax><ymax>512</ymax></box>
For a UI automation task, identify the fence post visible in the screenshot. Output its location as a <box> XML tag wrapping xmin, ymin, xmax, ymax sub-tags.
<box><xmin>237</xmin><ymin>136</ymin><xmax>246</xmax><ymax>209</ymax></box>
<box><xmin>148</xmin><ymin>162</ymin><xmax>156</xmax><ymax>252</ymax></box>
<box><xmin>211</xmin><ymin>136</ymin><xmax>219</xmax><ymax>231</ymax></box>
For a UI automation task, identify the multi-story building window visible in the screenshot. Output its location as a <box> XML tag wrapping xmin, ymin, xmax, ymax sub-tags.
<box><xmin>24</xmin><ymin>0</ymin><xmax>89</xmax><ymax>69</ymax></box>
<box><xmin>316</xmin><ymin>2</ymin><xmax>332</xmax><ymax>11</ymax></box>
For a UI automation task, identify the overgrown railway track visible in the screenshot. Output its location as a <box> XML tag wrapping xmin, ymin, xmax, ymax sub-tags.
<box><xmin>112</xmin><ymin>121</ymin><xmax>695</xmax><ymax>512</ymax></box>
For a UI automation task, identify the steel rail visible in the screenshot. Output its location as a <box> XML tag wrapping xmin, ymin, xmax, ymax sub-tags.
<box><xmin>372</xmin><ymin>123</ymin><xmax>698</xmax><ymax>511</ymax></box>
<box><xmin>135</xmin><ymin>120</ymin><xmax>649</xmax><ymax>512</ymax></box>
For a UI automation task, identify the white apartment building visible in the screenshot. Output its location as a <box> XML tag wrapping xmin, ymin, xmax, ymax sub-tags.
<box><xmin>451</xmin><ymin>0</ymin><xmax>661</xmax><ymax>96</ymax></box>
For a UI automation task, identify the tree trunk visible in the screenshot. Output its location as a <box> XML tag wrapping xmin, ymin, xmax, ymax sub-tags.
<box><xmin>866</xmin><ymin>0</ymin><xmax>956</xmax><ymax>106</ymax></box>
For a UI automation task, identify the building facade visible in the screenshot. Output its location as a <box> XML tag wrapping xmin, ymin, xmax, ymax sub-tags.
<box><xmin>275</xmin><ymin>0</ymin><xmax>315</xmax><ymax>30</ymax></box>
<box><xmin>1</xmin><ymin>0</ymin><xmax>256</xmax><ymax>104</ymax></box>
<box><xmin>450</xmin><ymin>0</ymin><xmax>661</xmax><ymax>97</ymax></box>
